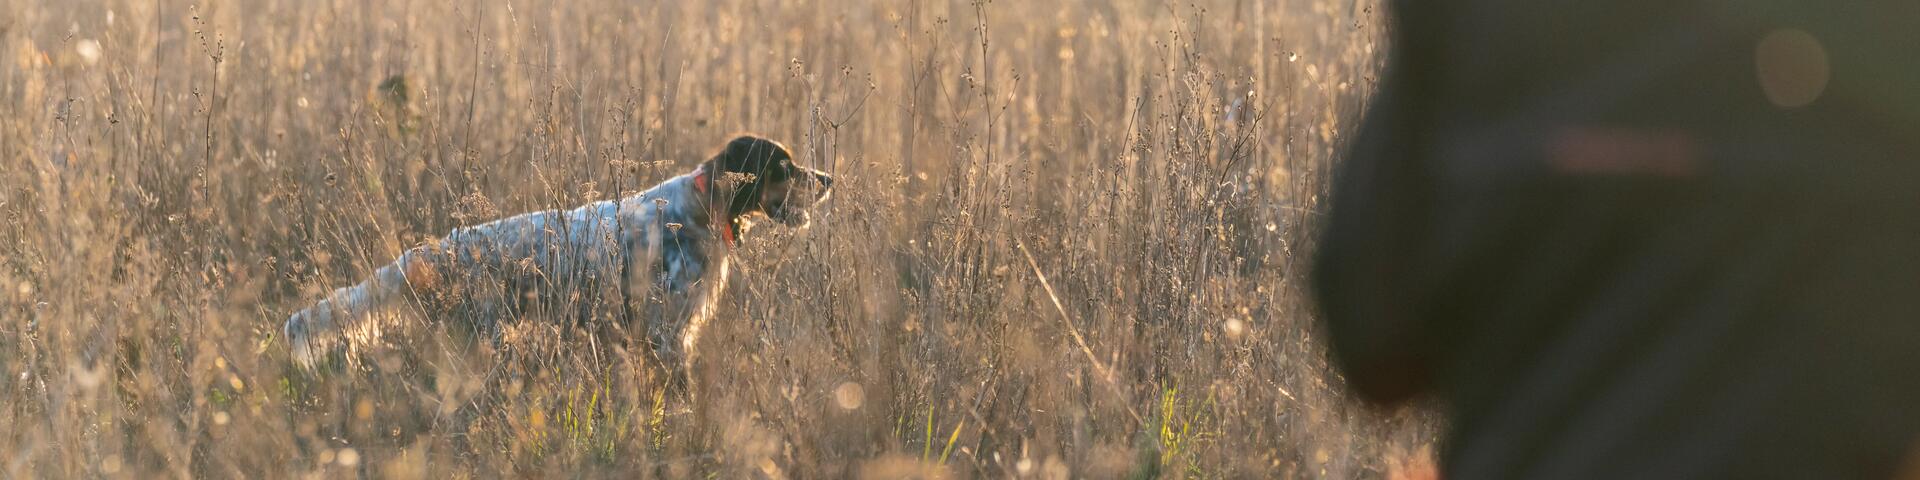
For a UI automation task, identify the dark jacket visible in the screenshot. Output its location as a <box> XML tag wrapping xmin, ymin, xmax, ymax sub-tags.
<box><xmin>1313</xmin><ymin>1</ymin><xmax>1920</xmax><ymax>478</ymax></box>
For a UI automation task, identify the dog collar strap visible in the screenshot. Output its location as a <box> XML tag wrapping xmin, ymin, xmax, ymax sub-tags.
<box><xmin>691</xmin><ymin>170</ymin><xmax>737</xmax><ymax>248</ymax></box>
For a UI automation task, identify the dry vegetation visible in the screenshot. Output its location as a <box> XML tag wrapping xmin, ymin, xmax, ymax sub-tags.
<box><xmin>0</xmin><ymin>0</ymin><xmax>1434</xmax><ymax>477</ymax></box>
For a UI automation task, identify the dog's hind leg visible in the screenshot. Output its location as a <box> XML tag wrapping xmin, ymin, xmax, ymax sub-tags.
<box><xmin>284</xmin><ymin>244</ymin><xmax>449</xmax><ymax>368</ymax></box>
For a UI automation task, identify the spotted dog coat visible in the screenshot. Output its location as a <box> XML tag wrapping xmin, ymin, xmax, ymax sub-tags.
<box><xmin>284</xmin><ymin>135</ymin><xmax>832</xmax><ymax>380</ymax></box>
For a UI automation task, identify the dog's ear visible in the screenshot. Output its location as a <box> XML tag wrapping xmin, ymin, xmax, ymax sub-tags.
<box><xmin>708</xmin><ymin>135</ymin><xmax>794</xmax><ymax>184</ymax></box>
<box><xmin>704</xmin><ymin>135</ymin><xmax>797</xmax><ymax>218</ymax></box>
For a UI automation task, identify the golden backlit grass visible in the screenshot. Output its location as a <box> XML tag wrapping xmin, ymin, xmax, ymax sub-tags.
<box><xmin>0</xmin><ymin>0</ymin><xmax>1432</xmax><ymax>477</ymax></box>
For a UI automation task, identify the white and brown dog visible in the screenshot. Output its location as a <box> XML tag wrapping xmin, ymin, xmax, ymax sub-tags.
<box><xmin>284</xmin><ymin>135</ymin><xmax>831</xmax><ymax>382</ymax></box>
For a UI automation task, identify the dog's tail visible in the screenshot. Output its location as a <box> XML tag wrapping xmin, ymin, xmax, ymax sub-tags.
<box><xmin>284</xmin><ymin>246</ymin><xmax>444</xmax><ymax>368</ymax></box>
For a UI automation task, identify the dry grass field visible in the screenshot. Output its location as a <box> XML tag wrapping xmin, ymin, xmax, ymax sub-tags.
<box><xmin>0</xmin><ymin>0</ymin><xmax>1434</xmax><ymax>477</ymax></box>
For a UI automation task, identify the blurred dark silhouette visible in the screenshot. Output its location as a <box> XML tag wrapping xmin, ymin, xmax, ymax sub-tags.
<box><xmin>1313</xmin><ymin>1</ymin><xmax>1920</xmax><ymax>478</ymax></box>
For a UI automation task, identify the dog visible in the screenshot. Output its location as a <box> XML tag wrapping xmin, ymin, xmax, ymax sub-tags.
<box><xmin>283</xmin><ymin>135</ymin><xmax>832</xmax><ymax>385</ymax></box>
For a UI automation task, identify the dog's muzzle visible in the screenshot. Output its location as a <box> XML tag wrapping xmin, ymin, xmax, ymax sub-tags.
<box><xmin>770</xmin><ymin>168</ymin><xmax>833</xmax><ymax>227</ymax></box>
<box><xmin>811</xmin><ymin>170</ymin><xmax>834</xmax><ymax>202</ymax></box>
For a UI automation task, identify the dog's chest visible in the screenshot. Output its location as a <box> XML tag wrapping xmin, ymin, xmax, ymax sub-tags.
<box><xmin>614</xmin><ymin>179</ymin><xmax>730</xmax><ymax>318</ymax></box>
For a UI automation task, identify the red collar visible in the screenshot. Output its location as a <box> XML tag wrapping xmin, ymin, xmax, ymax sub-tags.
<box><xmin>691</xmin><ymin>170</ymin><xmax>737</xmax><ymax>247</ymax></box>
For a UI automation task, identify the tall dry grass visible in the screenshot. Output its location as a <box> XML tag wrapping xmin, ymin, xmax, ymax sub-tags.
<box><xmin>0</xmin><ymin>0</ymin><xmax>1432</xmax><ymax>477</ymax></box>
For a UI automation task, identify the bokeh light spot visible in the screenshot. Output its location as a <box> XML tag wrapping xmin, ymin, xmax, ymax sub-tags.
<box><xmin>1755</xmin><ymin>28</ymin><xmax>1830</xmax><ymax>108</ymax></box>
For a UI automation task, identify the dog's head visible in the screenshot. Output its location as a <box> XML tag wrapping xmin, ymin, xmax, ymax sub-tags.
<box><xmin>704</xmin><ymin>135</ymin><xmax>834</xmax><ymax>229</ymax></box>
